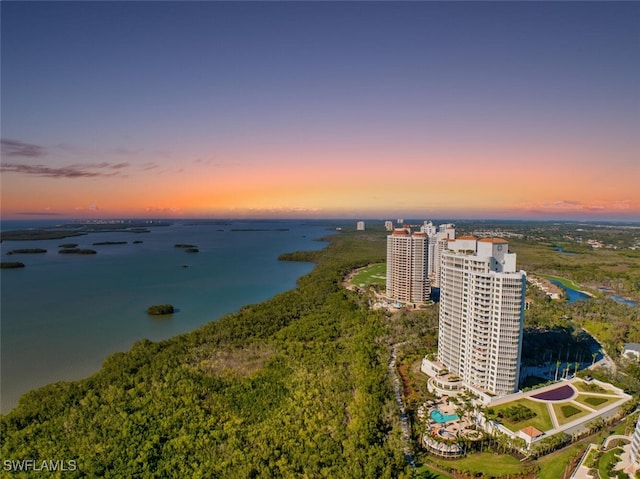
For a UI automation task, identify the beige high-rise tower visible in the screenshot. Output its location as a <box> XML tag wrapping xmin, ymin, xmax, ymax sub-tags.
<box><xmin>386</xmin><ymin>227</ymin><xmax>430</xmax><ymax>304</ymax></box>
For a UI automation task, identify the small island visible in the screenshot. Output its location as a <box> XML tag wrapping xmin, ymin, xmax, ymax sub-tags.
<box><xmin>59</xmin><ymin>243</ymin><xmax>79</xmax><ymax>249</ymax></box>
<box><xmin>230</xmin><ymin>228</ymin><xmax>289</xmax><ymax>232</ymax></box>
<box><xmin>147</xmin><ymin>304</ymin><xmax>174</xmax><ymax>316</ymax></box>
<box><xmin>93</xmin><ymin>241</ymin><xmax>128</xmax><ymax>246</ymax></box>
<box><xmin>58</xmin><ymin>249</ymin><xmax>97</xmax><ymax>255</ymax></box>
<box><xmin>1</xmin><ymin>262</ymin><xmax>26</xmax><ymax>269</ymax></box>
<box><xmin>1</xmin><ymin>230</ymin><xmax>85</xmax><ymax>241</ymax></box>
<box><xmin>185</xmin><ymin>248</ymin><xmax>199</xmax><ymax>253</ymax></box>
<box><xmin>6</xmin><ymin>248</ymin><xmax>47</xmax><ymax>255</ymax></box>
<box><xmin>174</xmin><ymin>243</ymin><xmax>197</xmax><ymax>248</ymax></box>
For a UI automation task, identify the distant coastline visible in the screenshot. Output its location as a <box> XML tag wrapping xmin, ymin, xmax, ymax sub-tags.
<box><xmin>0</xmin><ymin>221</ymin><xmax>170</xmax><ymax>242</ymax></box>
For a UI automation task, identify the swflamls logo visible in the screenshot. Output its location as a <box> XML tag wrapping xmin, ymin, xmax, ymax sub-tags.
<box><xmin>3</xmin><ymin>459</ymin><xmax>77</xmax><ymax>472</ymax></box>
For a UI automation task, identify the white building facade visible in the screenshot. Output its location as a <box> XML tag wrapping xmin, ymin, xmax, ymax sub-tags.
<box><xmin>437</xmin><ymin>237</ymin><xmax>526</xmax><ymax>396</ymax></box>
<box><xmin>631</xmin><ymin>416</ymin><xmax>640</xmax><ymax>469</ymax></box>
<box><xmin>386</xmin><ymin>228</ymin><xmax>430</xmax><ymax>304</ymax></box>
<box><xmin>419</xmin><ymin>222</ymin><xmax>456</xmax><ymax>287</ymax></box>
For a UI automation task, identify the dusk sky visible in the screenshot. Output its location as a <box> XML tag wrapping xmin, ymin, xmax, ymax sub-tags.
<box><xmin>1</xmin><ymin>1</ymin><xmax>639</xmax><ymax>221</ymax></box>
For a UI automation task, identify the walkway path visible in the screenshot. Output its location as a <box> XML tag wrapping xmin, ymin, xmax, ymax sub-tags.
<box><xmin>389</xmin><ymin>342</ymin><xmax>415</xmax><ymax>469</ymax></box>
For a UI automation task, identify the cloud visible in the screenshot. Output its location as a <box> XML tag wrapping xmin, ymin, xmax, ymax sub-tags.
<box><xmin>550</xmin><ymin>200</ymin><xmax>582</xmax><ymax>209</ymax></box>
<box><xmin>16</xmin><ymin>211</ymin><xmax>64</xmax><ymax>216</ymax></box>
<box><xmin>516</xmin><ymin>200</ymin><xmax>632</xmax><ymax>214</ymax></box>
<box><xmin>72</xmin><ymin>204</ymin><xmax>100</xmax><ymax>212</ymax></box>
<box><xmin>144</xmin><ymin>206</ymin><xmax>183</xmax><ymax>215</ymax></box>
<box><xmin>613</xmin><ymin>200</ymin><xmax>632</xmax><ymax>210</ymax></box>
<box><xmin>1</xmin><ymin>162</ymin><xmax>131</xmax><ymax>178</ymax></box>
<box><xmin>1</xmin><ymin>139</ymin><xmax>47</xmax><ymax>157</ymax></box>
<box><xmin>110</xmin><ymin>147</ymin><xmax>142</xmax><ymax>156</ymax></box>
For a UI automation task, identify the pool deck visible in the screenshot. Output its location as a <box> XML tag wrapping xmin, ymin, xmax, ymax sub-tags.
<box><xmin>430</xmin><ymin>407</ymin><xmax>459</xmax><ymax>423</ymax></box>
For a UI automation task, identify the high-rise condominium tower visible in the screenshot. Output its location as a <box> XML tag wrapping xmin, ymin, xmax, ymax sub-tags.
<box><xmin>386</xmin><ymin>227</ymin><xmax>430</xmax><ymax>304</ymax></box>
<box><xmin>420</xmin><ymin>221</ymin><xmax>455</xmax><ymax>287</ymax></box>
<box><xmin>437</xmin><ymin>237</ymin><xmax>526</xmax><ymax>395</ymax></box>
<box><xmin>631</xmin><ymin>417</ymin><xmax>640</xmax><ymax>469</ymax></box>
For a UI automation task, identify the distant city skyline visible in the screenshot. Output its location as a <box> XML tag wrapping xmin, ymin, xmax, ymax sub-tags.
<box><xmin>2</xmin><ymin>2</ymin><xmax>639</xmax><ymax>221</ymax></box>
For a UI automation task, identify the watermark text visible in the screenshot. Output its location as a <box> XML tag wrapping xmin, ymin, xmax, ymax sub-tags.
<box><xmin>3</xmin><ymin>459</ymin><xmax>77</xmax><ymax>473</ymax></box>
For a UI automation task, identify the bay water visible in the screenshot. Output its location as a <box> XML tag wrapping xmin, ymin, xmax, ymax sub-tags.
<box><xmin>1</xmin><ymin>219</ymin><xmax>335</xmax><ymax>413</ymax></box>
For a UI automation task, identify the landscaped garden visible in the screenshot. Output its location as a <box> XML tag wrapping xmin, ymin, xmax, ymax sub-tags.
<box><xmin>597</xmin><ymin>447</ymin><xmax>625</xmax><ymax>479</ymax></box>
<box><xmin>488</xmin><ymin>398</ymin><xmax>553</xmax><ymax>432</ymax></box>
<box><xmin>551</xmin><ymin>402</ymin><xmax>591</xmax><ymax>426</ymax></box>
<box><xmin>574</xmin><ymin>394</ymin><xmax>619</xmax><ymax>410</ymax></box>
<box><xmin>572</xmin><ymin>381</ymin><xmax>607</xmax><ymax>394</ymax></box>
<box><xmin>531</xmin><ymin>384</ymin><xmax>575</xmax><ymax>401</ymax></box>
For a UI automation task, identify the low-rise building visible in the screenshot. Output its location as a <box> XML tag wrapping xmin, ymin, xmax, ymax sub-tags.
<box><xmin>623</xmin><ymin>343</ymin><xmax>640</xmax><ymax>361</ymax></box>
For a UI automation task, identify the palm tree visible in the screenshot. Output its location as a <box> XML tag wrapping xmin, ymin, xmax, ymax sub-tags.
<box><xmin>555</xmin><ymin>359</ymin><xmax>562</xmax><ymax>381</ymax></box>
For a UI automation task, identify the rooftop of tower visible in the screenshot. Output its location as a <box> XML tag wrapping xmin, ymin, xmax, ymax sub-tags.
<box><xmin>478</xmin><ymin>237</ymin><xmax>508</xmax><ymax>243</ymax></box>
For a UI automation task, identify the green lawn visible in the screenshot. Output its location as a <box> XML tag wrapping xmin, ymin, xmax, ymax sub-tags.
<box><xmin>552</xmin><ymin>401</ymin><xmax>591</xmax><ymax>426</ymax></box>
<box><xmin>430</xmin><ymin>452</ymin><xmax>524</xmax><ymax>477</ymax></box>
<box><xmin>572</xmin><ymin>381</ymin><xmax>607</xmax><ymax>394</ymax></box>
<box><xmin>351</xmin><ymin>262</ymin><xmax>386</xmax><ymax>287</ymax></box>
<box><xmin>574</xmin><ymin>394</ymin><xmax>620</xmax><ymax>410</ymax></box>
<box><xmin>598</xmin><ymin>447</ymin><xmax>623</xmax><ymax>479</ymax></box>
<box><xmin>414</xmin><ymin>464</ymin><xmax>454</xmax><ymax>479</ymax></box>
<box><xmin>536</xmin><ymin>273</ymin><xmax>585</xmax><ymax>292</ymax></box>
<box><xmin>535</xmin><ymin>443</ymin><xmax>585</xmax><ymax>479</ymax></box>
<box><xmin>490</xmin><ymin>398</ymin><xmax>554</xmax><ymax>432</ymax></box>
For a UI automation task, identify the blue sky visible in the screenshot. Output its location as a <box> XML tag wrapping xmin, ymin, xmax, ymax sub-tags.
<box><xmin>2</xmin><ymin>1</ymin><xmax>639</xmax><ymax>219</ymax></box>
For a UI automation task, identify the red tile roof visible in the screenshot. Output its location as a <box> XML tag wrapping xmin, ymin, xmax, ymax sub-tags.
<box><xmin>520</xmin><ymin>426</ymin><xmax>544</xmax><ymax>438</ymax></box>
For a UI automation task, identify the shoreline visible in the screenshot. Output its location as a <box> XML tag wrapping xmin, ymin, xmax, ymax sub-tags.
<box><xmin>1</xmin><ymin>221</ymin><xmax>334</xmax><ymax>413</ymax></box>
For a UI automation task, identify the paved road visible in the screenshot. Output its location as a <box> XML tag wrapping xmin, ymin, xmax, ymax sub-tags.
<box><xmin>389</xmin><ymin>343</ymin><xmax>416</xmax><ymax>469</ymax></box>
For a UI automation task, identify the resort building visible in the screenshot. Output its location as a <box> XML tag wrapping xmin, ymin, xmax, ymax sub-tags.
<box><xmin>386</xmin><ymin>227</ymin><xmax>430</xmax><ymax>305</ymax></box>
<box><xmin>356</xmin><ymin>221</ymin><xmax>366</xmax><ymax>231</ymax></box>
<box><xmin>420</xmin><ymin>222</ymin><xmax>455</xmax><ymax>287</ymax></box>
<box><xmin>384</xmin><ymin>220</ymin><xmax>394</xmax><ymax>231</ymax></box>
<box><xmin>623</xmin><ymin>343</ymin><xmax>640</xmax><ymax>361</ymax></box>
<box><xmin>437</xmin><ymin>236</ymin><xmax>526</xmax><ymax>396</ymax></box>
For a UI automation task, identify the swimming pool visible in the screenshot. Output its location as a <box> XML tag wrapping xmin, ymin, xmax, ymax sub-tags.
<box><xmin>430</xmin><ymin>409</ymin><xmax>459</xmax><ymax>423</ymax></box>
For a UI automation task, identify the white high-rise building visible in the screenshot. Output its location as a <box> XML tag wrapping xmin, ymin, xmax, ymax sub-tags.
<box><xmin>631</xmin><ymin>417</ymin><xmax>640</xmax><ymax>469</ymax></box>
<box><xmin>385</xmin><ymin>221</ymin><xmax>394</xmax><ymax>231</ymax></box>
<box><xmin>356</xmin><ymin>221</ymin><xmax>366</xmax><ymax>231</ymax></box>
<box><xmin>419</xmin><ymin>222</ymin><xmax>455</xmax><ymax>287</ymax></box>
<box><xmin>437</xmin><ymin>236</ymin><xmax>526</xmax><ymax>395</ymax></box>
<box><xmin>386</xmin><ymin>227</ymin><xmax>430</xmax><ymax>304</ymax></box>
<box><xmin>421</xmin><ymin>221</ymin><xmax>437</xmax><ymax>236</ymax></box>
